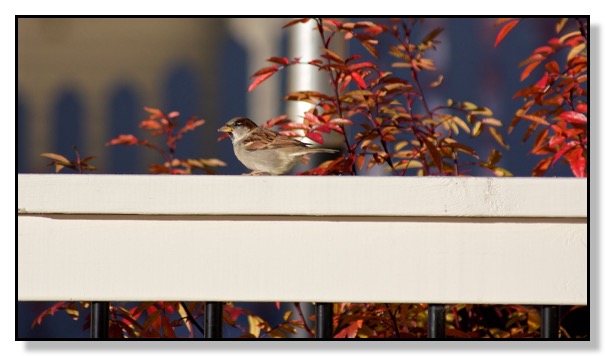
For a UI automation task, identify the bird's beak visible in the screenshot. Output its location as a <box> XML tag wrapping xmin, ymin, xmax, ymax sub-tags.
<box><xmin>218</xmin><ymin>125</ymin><xmax>232</xmax><ymax>133</ymax></box>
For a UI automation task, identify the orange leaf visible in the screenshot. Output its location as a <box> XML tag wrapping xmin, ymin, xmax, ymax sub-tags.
<box><xmin>106</xmin><ymin>134</ymin><xmax>138</xmax><ymax>146</ymax></box>
<box><xmin>322</xmin><ymin>48</ymin><xmax>344</xmax><ymax>63</ymax></box>
<box><xmin>144</xmin><ymin>106</ymin><xmax>163</xmax><ymax>117</ymax></box>
<box><xmin>532</xmin><ymin>157</ymin><xmax>553</xmax><ymax>176</ymax></box>
<box><xmin>424</xmin><ymin>139</ymin><xmax>442</xmax><ymax>172</ymax></box>
<box><xmin>544</xmin><ymin>60</ymin><xmax>559</xmax><ymax>74</ymax></box>
<box><xmin>494</xmin><ymin>19</ymin><xmax>520</xmax><ymax>47</ymax></box>
<box><xmin>520</xmin><ymin>60</ymin><xmax>542</xmax><ymax>81</ymax></box>
<box><xmin>282</xmin><ymin>18</ymin><xmax>311</xmax><ymax>29</ymax></box>
<box><xmin>335</xmin><ymin>320</ymin><xmax>363</xmax><ymax>338</ymax></box>
<box><xmin>162</xmin><ymin>315</ymin><xmax>176</xmax><ymax>338</ymax></box>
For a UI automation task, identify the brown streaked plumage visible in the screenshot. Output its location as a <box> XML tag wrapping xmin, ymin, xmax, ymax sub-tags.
<box><xmin>218</xmin><ymin>117</ymin><xmax>338</xmax><ymax>175</ymax></box>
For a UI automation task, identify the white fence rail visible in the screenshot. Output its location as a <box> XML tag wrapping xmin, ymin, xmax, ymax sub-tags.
<box><xmin>18</xmin><ymin>174</ymin><xmax>587</xmax><ymax>307</ymax></box>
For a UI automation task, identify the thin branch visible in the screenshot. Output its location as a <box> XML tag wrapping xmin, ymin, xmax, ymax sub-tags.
<box><xmin>180</xmin><ymin>302</ymin><xmax>204</xmax><ymax>337</ymax></box>
<box><xmin>294</xmin><ymin>302</ymin><xmax>315</xmax><ymax>337</ymax></box>
<box><xmin>384</xmin><ymin>303</ymin><xmax>401</xmax><ymax>338</ymax></box>
<box><xmin>315</xmin><ymin>18</ymin><xmax>357</xmax><ymax>175</ymax></box>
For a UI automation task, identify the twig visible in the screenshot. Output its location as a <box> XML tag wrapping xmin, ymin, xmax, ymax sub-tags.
<box><xmin>294</xmin><ymin>302</ymin><xmax>315</xmax><ymax>337</ymax></box>
<box><xmin>384</xmin><ymin>303</ymin><xmax>401</xmax><ymax>338</ymax></box>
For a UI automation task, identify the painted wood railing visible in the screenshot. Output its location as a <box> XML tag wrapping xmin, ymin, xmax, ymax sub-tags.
<box><xmin>17</xmin><ymin>174</ymin><xmax>587</xmax><ymax>338</ymax></box>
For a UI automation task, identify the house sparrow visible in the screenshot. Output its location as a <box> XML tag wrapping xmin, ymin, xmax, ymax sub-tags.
<box><xmin>218</xmin><ymin>117</ymin><xmax>338</xmax><ymax>175</ymax></box>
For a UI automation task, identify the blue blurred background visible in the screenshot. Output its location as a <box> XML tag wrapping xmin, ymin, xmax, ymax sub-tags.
<box><xmin>17</xmin><ymin>17</ymin><xmax>581</xmax><ymax>338</ymax></box>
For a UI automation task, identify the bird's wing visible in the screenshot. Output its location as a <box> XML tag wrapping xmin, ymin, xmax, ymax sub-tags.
<box><xmin>242</xmin><ymin>128</ymin><xmax>308</xmax><ymax>151</ymax></box>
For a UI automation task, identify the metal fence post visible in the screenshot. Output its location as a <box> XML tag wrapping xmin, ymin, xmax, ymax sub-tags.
<box><xmin>541</xmin><ymin>305</ymin><xmax>560</xmax><ymax>339</ymax></box>
<box><xmin>204</xmin><ymin>302</ymin><xmax>223</xmax><ymax>338</ymax></box>
<box><xmin>90</xmin><ymin>301</ymin><xmax>110</xmax><ymax>339</ymax></box>
<box><xmin>315</xmin><ymin>302</ymin><xmax>333</xmax><ymax>338</ymax></box>
<box><xmin>427</xmin><ymin>304</ymin><xmax>446</xmax><ymax>339</ymax></box>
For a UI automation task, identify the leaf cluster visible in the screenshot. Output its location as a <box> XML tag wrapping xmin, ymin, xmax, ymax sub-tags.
<box><xmin>106</xmin><ymin>107</ymin><xmax>226</xmax><ymax>174</ymax></box>
<box><xmin>250</xmin><ymin>18</ymin><xmax>509</xmax><ymax>176</ymax></box>
<box><xmin>41</xmin><ymin>146</ymin><xmax>95</xmax><ymax>173</ymax></box>
<box><xmin>495</xmin><ymin>18</ymin><xmax>587</xmax><ymax>177</ymax></box>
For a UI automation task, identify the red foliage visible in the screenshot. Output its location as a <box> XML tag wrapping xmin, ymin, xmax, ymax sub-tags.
<box><xmin>249</xmin><ymin>18</ymin><xmax>510</xmax><ymax>177</ymax></box>
<box><xmin>106</xmin><ymin>107</ymin><xmax>225</xmax><ymax>175</ymax></box>
<box><xmin>497</xmin><ymin>17</ymin><xmax>588</xmax><ymax>177</ymax></box>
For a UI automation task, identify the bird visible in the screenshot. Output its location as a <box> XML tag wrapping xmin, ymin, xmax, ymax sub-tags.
<box><xmin>218</xmin><ymin>117</ymin><xmax>338</xmax><ymax>175</ymax></box>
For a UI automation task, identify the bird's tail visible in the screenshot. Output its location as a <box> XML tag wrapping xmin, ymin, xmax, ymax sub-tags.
<box><xmin>303</xmin><ymin>148</ymin><xmax>339</xmax><ymax>155</ymax></box>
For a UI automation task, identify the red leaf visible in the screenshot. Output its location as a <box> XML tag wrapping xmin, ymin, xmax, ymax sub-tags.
<box><xmin>144</xmin><ymin>106</ymin><xmax>163</xmax><ymax>117</ymax></box>
<box><xmin>32</xmin><ymin>302</ymin><xmax>68</xmax><ymax>327</ymax></box>
<box><xmin>535</xmin><ymin>73</ymin><xmax>549</xmax><ymax>90</ymax></box>
<box><xmin>567</xmin><ymin>147</ymin><xmax>586</xmax><ymax>177</ymax></box>
<box><xmin>251</xmin><ymin>65</ymin><xmax>278</xmax><ymax>77</ymax></box>
<box><xmin>282</xmin><ymin>18</ymin><xmax>311</xmax><ymax>29</ymax></box>
<box><xmin>560</xmin><ymin>111</ymin><xmax>587</xmax><ymax>124</ymax></box>
<box><xmin>282</xmin><ymin>122</ymin><xmax>309</xmax><ymax>130</ymax></box>
<box><xmin>329</xmin><ymin>118</ymin><xmax>354</xmax><ymax>126</ymax></box>
<box><xmin>552</xmin><ymin>141</ymin><xmax>578</xmax><ymax>166</ymax></box>
<box><xmin>351</xmin><ymin>72</ymin><xmax>367</xmax><ymax>89</ymax></box>
<box><xmin>278</xmin><ymin>130</ymin><xmax>302</xmax><ymax>137</ymax></box>
<box><xmin>520</xmin><ymin>60</ymin><xmax>542</xmax><ymax>81</ymax></box>
<box><xmin>304</xmin><ymin>111</ymin><xmax>321</xmax><ymax>124</ymax></box>
<box><xmin>139</xmin><ymin>119</ymin><xmax>162</xmax><ymax>131</ymax></box>
<box><xmin>326</xmin><ymin>123</ymin><xmax>344</xmax><ymax>134</ymax></box>
<box><xmin>248</xmin><ymin>71</ymin><xmax>276</xmax><ymax>92</ymax></box>
<box><xmin>335</xmin><ymin>320</ymin><xmax>362</xmax><ymax>338</ymax></box>
<box><xmin>265</xmin><ymin>115</ymin><xmax>289</xmax><ymax>128</ymax></box>
<box><xmin>576</xmin><ymin>103</ymin><xmax>587</xmax><ymax>113</ymax></box>
<box><xmin>544</xmin><ymin>60</ymin><xmax>559</xmax><ymax>74</ymax></box>
<box><xmin>348</xmin><ymin>61</ymin><xmax>375</xmax><ymax>71</ymax></box>
<box><xmin>267</xmin><ymin>56</ymin><xmax>289</xmax><ymax>65</ymax></box>
<box><xmin>106</xmin><ymin>134</ymin><xmax>138</xmax><ymax>146</ymax></box>
<box><xmin>494</xmin><ymin>19</ymin><xmax>520</xmax><ymax>47</ymax></box>
<box><xmin>316</xmin><ymin>124</ymin><xmax>331</xmax><ymax>134</ymax></box>
<box><xmin>306</xmin><ymin>131</ymin><xmax>324</xmax><ymax>144</ymax></box>
<box><xmin>167</xmin><ymin>111</ymin><xmax>180</xmax><ymax>119</ymax></box>
<box><xmin>275</xmin><ymin>302</ymin><xmax>280</xmax><ymax>310</ymax></box>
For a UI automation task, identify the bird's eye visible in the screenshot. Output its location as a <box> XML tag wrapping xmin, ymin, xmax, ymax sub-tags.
<box><xmin>234</xmin><ymin>121</ymin><xmax>241</xmax><ymax>127</ymax></box>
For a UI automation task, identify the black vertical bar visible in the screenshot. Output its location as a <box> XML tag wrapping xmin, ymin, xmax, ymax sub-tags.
<box><xmin>204</xmin><ymin>302</ymin><xmax>223</xmax><ymax>338</ymax></box>
<box><xmin>541</xmin><ymin>305</ymin><xmax>560</xmax><ymax>339</ymax></box>
<box><xmin>427</xmin><ymin>304</ymin><xmax>446</xmax><ymax>339</ymax></box>
<box><xmin>315</xmin><ymin>302</ymin><xmax>333</xmax><ymax>338</ymax></box>
<box><xmin>90</xmin><ymin>301</ymin><xmax>110</xmax><ymax>339</ymax></box>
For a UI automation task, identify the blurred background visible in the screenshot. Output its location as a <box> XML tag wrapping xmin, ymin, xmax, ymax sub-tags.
<box><xmin>17</xmin><ymin>17</ymin><xmax>580</xmax><ymax>338</ymax></box>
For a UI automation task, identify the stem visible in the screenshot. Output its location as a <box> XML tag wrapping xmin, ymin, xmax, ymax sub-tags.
<box><xmin>385</xmin><ymin>303</ymin><xmax>401</xmax><ymax>338</ymax></box>
<box><xmin>575</xmin><ymin>18</ymin><xmax>587</xmax><ymax>41</ymax></box>
<box><xmin>294</xmin><ymin>302</ymin><xmax>315</xmax><ymax>337</ymax></box>
<box><xmin>180</xmin><ymin>302</ymin><xmax>204</xmax><ymax>337</ymax></box>
<box><xmin>315</xmin><ymin>18</ymin><xmax>356</xmax><ymax>175</ymax></box>
<box><xmin>73</xmin><ymin>146</ymin><xmax>83</xmax><ymax>174</ymax></box>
